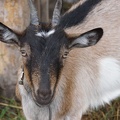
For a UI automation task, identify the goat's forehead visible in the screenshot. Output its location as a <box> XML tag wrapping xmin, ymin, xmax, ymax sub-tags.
<box><xmin>20</xmin><ymin>27</ymin><xmax>66</xmax><ymax>55</ymax></box>
<box><xmin>36</xmin><ymin>29</ymin><xmax>55</xmax><ymax>37</ymax></box>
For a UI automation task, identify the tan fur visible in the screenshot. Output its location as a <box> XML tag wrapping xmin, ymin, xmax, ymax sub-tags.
<box><xmin>61</xmin><ymin>0</ymin><xmax>120</xmax><ymax>118</ymax></box>
<box><xmin>57</xmin><ymin>60</ymin><xmax>75</xmax><ymax>118</ymax></box>
<box><xmin>67</xmin><ymin>0</ymin><xmax>86</xmax><ymax>13</ymax></box>
<box><xmin>64</xmin><ymin>0</ymin><xmax>120</xmax><ymax>62</ymax></box>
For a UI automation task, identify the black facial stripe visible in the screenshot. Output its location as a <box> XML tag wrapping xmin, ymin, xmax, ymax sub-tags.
<box><xmin>40</xmin><ymin>68</ymin><xmax>50</xmax><ymax>90</ymax></box>
<box><xmin>59</xmin><ymin>0</ymin><xmax>102</xmax><ymax>28</ymax></box>
<box><xmin>39</xmin><ymin>29</ymin><xmax>68</xmax><ymax>85</ymax></box>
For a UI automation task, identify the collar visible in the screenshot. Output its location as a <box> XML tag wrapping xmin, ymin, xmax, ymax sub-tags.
<box><xmin>19</xmin><ymin>67</ymin><xmax>24</xmax><ymax>85</ymax></box>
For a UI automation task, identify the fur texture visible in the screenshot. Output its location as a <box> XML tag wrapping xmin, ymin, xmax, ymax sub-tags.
<box><xmin>1</xmin><ymin>0</ymin><xmax>120</xmax><ymax>120</ymax></box>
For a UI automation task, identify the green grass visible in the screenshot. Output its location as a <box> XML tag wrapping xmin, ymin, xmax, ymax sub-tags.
<box><xmin>0</xmin><ymin>96</ymin><xmax>120</xmax><ymax>120</ymax></box>
<box><xmin>0</xmin><ymin>96</ymin><xmax>25</xmax><ymax>120</ymax></box>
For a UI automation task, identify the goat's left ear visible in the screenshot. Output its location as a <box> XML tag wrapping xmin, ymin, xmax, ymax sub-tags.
<box><xmin>66</xmin><ymin>28</ymin><xmax>103</xmax><ymax>49</ymax></box>
<box><xmin>0</xmin><ymin>23</ymin><xmax>20</xmax><ymax>45</ymax></box>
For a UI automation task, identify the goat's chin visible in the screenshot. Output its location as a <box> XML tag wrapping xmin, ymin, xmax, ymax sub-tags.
<box><xmin>34</xmin><ymin>98</ymin><xmax>52</xmax><ymax>107</ymax></box>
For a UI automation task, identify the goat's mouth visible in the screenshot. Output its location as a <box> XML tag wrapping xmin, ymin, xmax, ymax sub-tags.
<box><xmin>32</xmin><ymin>93</ymin><xmax>54</xmax><ymax>106</ymax></box>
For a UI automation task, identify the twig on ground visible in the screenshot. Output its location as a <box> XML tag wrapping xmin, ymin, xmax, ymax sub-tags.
<box><xmin>0</xmin><ymin>102</ymin><xmax>22</xmax><ymax>109</ymax></box>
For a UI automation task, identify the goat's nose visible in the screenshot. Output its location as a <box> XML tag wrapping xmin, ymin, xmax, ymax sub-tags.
<box><xmin>37</xmin><ymin>89</ymin><xmax>51</xmax><ymax>100</ymax></box>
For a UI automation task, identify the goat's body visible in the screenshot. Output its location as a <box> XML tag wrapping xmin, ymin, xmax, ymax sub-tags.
<box><xmin>17</xmin><ymin>0</ymin><xmax>120</xmax><ymax>119</ymax></box>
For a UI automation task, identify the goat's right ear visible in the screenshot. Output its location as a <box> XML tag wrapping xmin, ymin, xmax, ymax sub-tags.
<box><xmin>0</xmin><ymin>23</ymin><xmax>20</xmax><ymax>45</ymax></box>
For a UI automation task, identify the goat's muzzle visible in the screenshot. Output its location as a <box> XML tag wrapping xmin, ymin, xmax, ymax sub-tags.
<box><xmin>34</xmin><ymin>89</ymin><xmax>52</xmax><ymax>106</ymax></box>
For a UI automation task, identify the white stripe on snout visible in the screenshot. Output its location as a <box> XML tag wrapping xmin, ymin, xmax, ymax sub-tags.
<box><xmin>36</xmin><ymin>29</ymin><xmax>55</xmax><ymax>37</ymax></box>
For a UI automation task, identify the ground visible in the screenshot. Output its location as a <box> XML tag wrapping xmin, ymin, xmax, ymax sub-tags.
<box><xmin>0</xmin><ymin>96</ymin><xmax>120</xmax><ymax>120</ymax></box>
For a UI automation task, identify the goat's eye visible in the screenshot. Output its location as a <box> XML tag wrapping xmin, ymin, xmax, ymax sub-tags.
<box><xmin>20</xmin><ymin>50</ymin><xmax>27</xmax><ymax>57</ymax></box>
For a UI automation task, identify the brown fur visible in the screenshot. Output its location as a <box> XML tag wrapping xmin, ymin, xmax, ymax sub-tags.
<box><xmin>15</xmin><ymin>83</ymin><xmax>21</xmax><ymax>101</ymax></box>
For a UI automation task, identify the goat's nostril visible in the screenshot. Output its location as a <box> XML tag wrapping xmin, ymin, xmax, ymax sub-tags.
<box><xmin>39</xmin><ymin>93</ymin><xmax>50</xmax><ymax>100</ymax></box>
<box><xmin>37</xmin><ymin>89</ymin><xmax>51</xmax><ymax>100</ymax></box>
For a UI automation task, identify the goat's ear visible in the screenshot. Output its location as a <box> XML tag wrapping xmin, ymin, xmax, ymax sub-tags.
<box><xmin>66</xmin><ymin>28</ymin><xmax>103</xmax><ymax>49</ymax></box>
<box><xmin>0</xmin><ymin>23</ymin><xmax>20</xmax><ymax>45</ymax></box>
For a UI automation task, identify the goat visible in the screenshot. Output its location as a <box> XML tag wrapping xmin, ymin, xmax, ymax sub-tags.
<box><xmin>0</xmin><ymin>0</ymin><xmax>120</xmax><ymax>119</ymax></box>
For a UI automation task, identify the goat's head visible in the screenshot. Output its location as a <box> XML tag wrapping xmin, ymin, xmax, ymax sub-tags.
<box><xmin>0</xmin><ymin>0</ymin><xmax>103</xmax><ymax>106</ymax></box>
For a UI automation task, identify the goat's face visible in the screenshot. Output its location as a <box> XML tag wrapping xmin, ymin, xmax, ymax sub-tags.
<box><xmin>0</xmin><ymin>23</ymin><xmax>103</xmax><ymax>105</ymax></box>
<box><xmin>19</xmin><ymin>25</ymin><xmax>69</xmax><ymax>105</ymax></box>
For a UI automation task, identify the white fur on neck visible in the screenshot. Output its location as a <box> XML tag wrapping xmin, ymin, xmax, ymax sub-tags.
<box><xmin>99</xmin><ymin>58</ymin><xmax>120</xmax><ymax>103</ymax></box>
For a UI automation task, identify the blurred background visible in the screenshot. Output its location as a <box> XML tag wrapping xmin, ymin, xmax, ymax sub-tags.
<box><xmin>0</xmin><ymin>0</ymin><xmax>120</xmax><ymax>120</ymax></box>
